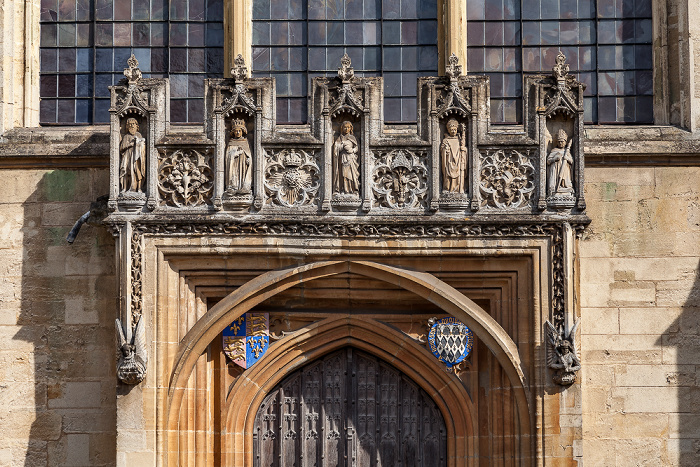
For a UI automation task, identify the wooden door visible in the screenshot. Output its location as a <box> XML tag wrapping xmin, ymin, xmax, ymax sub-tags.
<box><xmin>253</xmin><ymin>348</ymin><xmax>447</xmax><ymax>467</ymax></box>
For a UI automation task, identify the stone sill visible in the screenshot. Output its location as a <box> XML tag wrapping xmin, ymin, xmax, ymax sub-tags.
<box><xmin>1</xmin><ymin>124</ymin><xmax>700</xmax><ymax>168</ymax></box>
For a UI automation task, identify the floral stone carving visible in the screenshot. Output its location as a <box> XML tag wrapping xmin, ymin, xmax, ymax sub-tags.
<box><xmin>264</xmin><ymin>149</ymin><xmax>320</xmax><ymax>208</ymax></box>
<box><xmin>479</xmin><ymin>149</ymin><xmax>536</xmax><ymax>209</ymax></box>
<box><xmin>158</xmin><ymin>149</ymin><xmax>213</xmax><ymax>207</ymax></box>
<box><xmin>372</xmin><ymin>149</ymin><xmax>428</xmax><ymax>209</ymax></box>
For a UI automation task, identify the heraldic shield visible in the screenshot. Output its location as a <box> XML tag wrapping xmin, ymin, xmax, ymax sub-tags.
<box><xmin>222</xmin><ymin>312</ymin><xmax>270</xmax><ymax>369</ymax></box>
<box><xmin>428</xmin><ymin>317</ymin><xmax>474</xmax><ymax>368</ymax></box>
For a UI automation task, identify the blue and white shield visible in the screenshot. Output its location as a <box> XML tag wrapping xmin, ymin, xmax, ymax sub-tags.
<box><xmin>428</xmin><ymin>317</ymin><xmax>474</xmax><ymax>368</ymax></box>
<box><xmin>222</xmin><ymin>312</ymin><xmax>269</xmax><ymax>369</ymax></box>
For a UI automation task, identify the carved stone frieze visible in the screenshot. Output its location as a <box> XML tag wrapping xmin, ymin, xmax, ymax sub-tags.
<box><xmin>264</xmin><ymin>149</ymin><xmax>320</xmax><ymax>208</ymax></box>
<box><xmin>372</xmin><ymin>149</ymin><xmax>428</xmax><ymax>210</ymax></box>
<box><xmin>479</xmin><ymin>149</ymin><xmax>536</xmax><ymax>209</ymax></box>
<box><xmin>158</xmin><ymin>149</ymin><xmax>214</xmax><ymax>207</ymax></box>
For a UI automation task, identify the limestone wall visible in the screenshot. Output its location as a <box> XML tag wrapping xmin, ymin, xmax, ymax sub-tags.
<box><xmin>0</xmin><ymin>169</ymin><xmax>116</xmax><ymax>466</ymax></box>
<box><xmin>580</xmin><ymin>166</ymin><xmax>700</xmax><ymax>465</ymax></box>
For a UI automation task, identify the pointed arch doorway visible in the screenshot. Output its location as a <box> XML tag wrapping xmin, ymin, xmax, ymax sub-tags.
<box><xmin>254</xmin><ymin>347</ymin><xmax>447</xmax><ymax>467</ymax></box>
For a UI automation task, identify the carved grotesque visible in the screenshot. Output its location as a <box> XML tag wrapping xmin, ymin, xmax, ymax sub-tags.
<box><xmin>440</xmin><ymin>119</ymin><xmax>468</xmax><ymax>193</ymax></box>
<box><xmin>545</xmin><ymin>320</ymin><xmax>580</xmax><ymax>385</ymax></box>
<box><xmin>225</xmin><ymin>118</ymin><xmax>252</xmax><ymax>195</ymax></box>
<box><xmin>547</xmin><ymin>128</ymin><xmax>574</xmax><ymax>197</ymax></box>
<box><xmin>333</xmin><ymin>121</ymin><xmax>360</xmax><ymax>195</ymax></box>
<box><xmin>119</xmin><ymin>118</ymin><xmax>146</xmax><ymax>192</ymax></box>
<box><xmin>116</xmin><ymin>317</ymin><xmax>147</xmax><ymax>385</ymax></box>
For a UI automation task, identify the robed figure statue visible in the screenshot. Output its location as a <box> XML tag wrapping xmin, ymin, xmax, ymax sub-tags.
<box><xmin>440</xmin><ymin>119</ymin><xmax>468</xmax><ymax>193</ymax></box>
<box><xmin>547</xmin><ymin>128</ymin><xmax>574</xmax><ymax>197</ymax></box>
<box><xmin>119</xmin><ymin>118</ymin><xmax>146</xmax><ymax>192</ymax></box>
<box><xmin>225</xmin><ymin>118</ymin><xmax>252</xmax><ymax>195</ymax></box>
<box><xmin>333</xmin><ymin>121</ymin><xmax>360</xmax><ymax>195</ymax></box>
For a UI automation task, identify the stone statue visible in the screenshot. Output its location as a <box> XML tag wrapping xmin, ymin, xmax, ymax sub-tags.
<box><xmin>440</xmin><ymin>119</ymin><xmax>468</xmax><ymax>193</ymax></box>
<box><xmin>225</xmin><ymin>118</ymin><xmax>252</xmax><ymax>195</ymax></box>
<box><xmin>116</xmin><ymin>317</ymin><xmax>147</xmax><ymax>385</ymax></box>
<box><xmin>545</xmin><ymin>320</ymin><xmax>580</xmax><ymax>385</ymax></box>
<box><xmin>119</xmin><ymin>118</ymin><xmax>146</xmax><ymax>192</ymax></box>
<box><xmin>333</xmin><ymin>121</ymin><xmax>360</xmax><ymax>195</ymax></box>
<box><xmin>547</xmin><ymin>128</ymin><xmax>574</xmax><ymax>197</ymax></box>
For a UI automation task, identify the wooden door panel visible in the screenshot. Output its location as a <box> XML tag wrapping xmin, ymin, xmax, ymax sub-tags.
<box><xmin>254</xmin><ymin>348</ymin><xmax>446</xmax><ymax>467</ymax></box>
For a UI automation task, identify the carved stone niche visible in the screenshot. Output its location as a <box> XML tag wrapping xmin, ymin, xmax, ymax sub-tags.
<box><xmin>205</xmin><ymin>55</ymin><xmax>270</xmax><ymax>212</ymax></box>
<box><xmin>321</xmin><ymin>54</ymin><xmax>371</xmax><ymax>214</ymax></box>
<box><xmin>530</xmin><ymin>52</ymin><xmax>586</xmax><ymax>212</ymax></box>
<box><xmin>426</xmin><ymin>54</ymin><xmax>479</xmax><ymax>213</ymax></box>
<box><xmin>109</xmin><ymin>54</ymin><xmax>168</xmax><ymax>213</ymax></box>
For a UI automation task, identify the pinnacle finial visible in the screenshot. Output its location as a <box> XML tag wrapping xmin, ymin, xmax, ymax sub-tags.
<box><xmin>446</xmin><ymin>53</ymin><xmax>462</xmax><ymax>81</ymax></box>
<box><xmin>230</xmin><ymin>54</ymin><xmax>248</xmax><ymax>81</ymax></box>
<box><xmin>338</xmin><ymin>54</ymin><xmax>354</xmax><ymax>84</ymax></box>
<box><xmin>124</xmin><ymin>54</ymin><xmax>142</xmax><ymax>83</ymax></box>
<box><xmin>552</xmin><ymin>52</ymin><xmax>569</xmax><ymax>81</ymax></box>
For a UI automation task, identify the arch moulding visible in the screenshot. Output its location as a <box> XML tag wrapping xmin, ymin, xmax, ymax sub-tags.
<box><xmin>165</xmin><ymin>259</ymin><xmax>534</xmax><ymax>466</ymax></box>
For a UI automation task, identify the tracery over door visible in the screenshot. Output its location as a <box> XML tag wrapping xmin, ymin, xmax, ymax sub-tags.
<box><xmin>253</xmin><ymin>347</ymin><xmax>447</xmax><ymax>467</ymax></box>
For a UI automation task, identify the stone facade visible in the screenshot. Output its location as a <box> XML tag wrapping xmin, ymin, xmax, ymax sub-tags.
<box><xmin>1</xmin><ymin>0</ymin><xmax>700</xmax><ymax>465</ymax></box>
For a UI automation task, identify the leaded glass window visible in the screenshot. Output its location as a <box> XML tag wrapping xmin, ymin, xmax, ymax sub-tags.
<box><xmin>40</xmin><ymin>0</ymin><xmax>224</xmax><ymax>124</ymax></box>
<box><xmin>252</xmin><ymin>0</ymin><xmax>439</xmax><ymax>124</ymax></box>
<box><xmin>466</xmin><ymin>0</ymin><xmax>653</xmax><ymax>123</ymax></box>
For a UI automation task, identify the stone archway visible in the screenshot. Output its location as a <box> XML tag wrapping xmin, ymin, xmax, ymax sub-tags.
<box><xmin>165</xmin><ymin>260</ymin><xmax>533</xmax><ymax>466</ymax></box>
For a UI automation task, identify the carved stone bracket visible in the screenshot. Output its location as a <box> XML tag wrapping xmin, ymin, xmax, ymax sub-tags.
<box><xmin>545</xmin><ymin>319</ymin><xmax>581</xmax><ymax>385</ymax></box>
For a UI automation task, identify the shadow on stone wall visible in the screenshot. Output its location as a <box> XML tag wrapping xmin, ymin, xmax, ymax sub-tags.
<box><xmin>661</xmin><ymin>264</ymin><xmax>700</xmax><ymax>464</ymax></box>
<box><xmin>12</xmin><ymin>170</ymin><xmax>116</xmax><ymax>466</ymax></box>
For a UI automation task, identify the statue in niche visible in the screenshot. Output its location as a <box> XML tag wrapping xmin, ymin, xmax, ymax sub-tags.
<box><xmin>225</xmin><ymin>118</ymin><xmax>252</xmax><ymax>195</ymax></box>
<box><xmin>547</xmin><ymin>128</ymin><xmax>574</xmax><ymax>197</ymax></box>
<box><xmin>333</xmin><ymin>120</ymin><xmax>360</xmax><ymax>195</ymax></box>
<box><xmin>440</xmin><ymin>119</ymin><xmax>468</xmax><ymax>193</ymax></box>
<box><xmin>119</xmin><ymin>118</ymin><xmax>146</xmax><ymax>192</ymax></box>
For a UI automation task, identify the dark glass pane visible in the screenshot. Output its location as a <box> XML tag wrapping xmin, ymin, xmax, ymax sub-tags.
<box><xmin>76</xmin><ymin>23</ymin><xmax>92</xmax><ymax>47</ymax></box>
<box><xmin>402</xmin><ymin>46</ymin><xmax>418</xmax><ymax>70</ymax></box>
<box><xmin>252</xmin><ymin>47</ymin><xmax>271</xmax><ymax>71</ymax></box>
<box><xmin>522</xmin><ymin>22</ymin><xmax>539</xmax><ymax>45</ymax></box>
<box><xmin>503</xmin><ymin>47</ymin><xmax>518</xmax><ymax>71</ymax></box>
<box><xmin>308</xmin><ymin>22</ymin><xmax>326</xmax><ymax>44</ymax></box>
<box><xmin>134</xmin><ymin>48</ymin><xmax>151</xmax><ymax>72</ymax></box>
<box><xmin>288</xmin><ymin>47</ymin><xmax>307</xmax><ymax>70</ymax></box>
<box><xmin>485</xmin><ymin>48</ymin><xmax>503</xmax><ymax>72</ymax></box>
<box><xmin>401</xmin><ymin>21</ymin><xmax>417</xmax><ymax>44</ymax></box>
<box><xmin>636</xmin><ymin>96</ymin><xmax>653</xmax><ymax>122</ymax></box>
<box><xmin>560</xmin><ymin>0</ymin><xmax>577</xmax><ymax>19</ymax></box>
<box><xmin>402</xmin><ymin>72</ymin><xmax>418</xmax><ymax>96</ymax></box>
<box><xmin>40</xmin><ymin>99</ymin><xmax>57</xmax><ymax>123</ymax></box>
<box><xmin>114</xmin><ymin>48</ymin><xmax>131</xmax><ymax>70</ymax></box>
<box><xmin>41</xmin><ymin>49</ymin><xmax>58</xmax><ymax>72</ymax></box>
<box><xmin>95</xmin><ymin>23</ymin><xmax>113</xmax><ymax>46</ymax></box>
<box><xmin>42</xmin><ymin>0</ymin><xmax>58</xmax><ymax>21</ymax></box>
<box><xmin>207</xmin><ymin>22</ymin><xmax>224</xmax><ymax>46</ymax></box>
<box><xmin>598</xmin><ymin>96</ymin><xmax>617</xmax><ymax>122</ymax></box>
<box><xmin>207</xmin><ymin>0</ymin><xmax>224</xmax><ymax>19</ymax></box>
<box><xmin>113</xmin><ymin>23</ymin><xmax>130</xmax><ymax>46</ymax></box>
<box><xmin>522</xmin><ymin>0</ymin><xmax>540</xmax><ymax>20</ymax></box>
<box><xmin>190</xmin><ymin>0</ymin><xmax>206</xmax><ymax>20</ymax></box>
<box><xmin>276</xmin><ymin>97</ymin><xmax>289</xmax><ymax>123</ymax></box>
<box><xmin>274</xmin><ymin>73</ymin><xmax>290</xmax><ymax>95</ymax></box>
<box><xmin>364</xmin><ymin>0</ymin><xmax>380</xmax><ymax>19</ymax></box>
<box><xmin>190</xmin><ymin>23</ymin><xmax>205</xmax><ymax>47</ymax></box>
<box><xmin>170</xmin><ymin>0</ymin><xmax>187</xmax><ymax>20</ymax></box>
<box><xmin>57</xmin><ymin>99</ymin><xmax>76</xmax><ymax>123</ymax></box>
<box><xmin>418</xmin><ymin>0</ymin><xmax>436</xmax><ymax>18</ymax></box>
<box><xmin>383</xmin><ymin>21</ymin><xmax>400</xmax><ymax>44</ymax></box>
<box><xmin>95</xmin><ymin>73</ymin><xmax>112</xmax><ymax>97</ymax></box>
<box><xmin>95</xmin><ymin>48</ymin><xmax>113</xmax><ymax>72</ymax></box>
<box><xmin>384</xmin><ymin>98</ymin><xmax>401</xmax><ymax>122</ymax></box>
<box><xmin>541</xmin><ymin>0</ymin><xmax>559</xmax><ymax>19</ymax></box>
<box><xmin>41</xmin><ymin>24</ymin><xmax>58</xmax><ymax>47</ymax></box>
<box><xmin>188</xmin><ymin>49</ymin><xmax>205</xmax><ymax>72</ymax></box>
<box><xmin>346</xmin><ymin>47</ymin><xmax>363</xmax><ymax>69</ymax></box>
<box><xmin>171</xmin><ymin>99</ymin><xmax>188</xmax><ymax>122</ymax></box>
<box><xmin>635</xmin><ymin>19</ymin><xmax>652</xmax><ymax>42</ymax></box>
<box><xmin>289</xmin><ymin>72</ymin><xmax>305</xmax><ymax>95</ymax></box>
<box><xmin>636</xmin><ymin>70</ymin><xmax>652</xmax><ymax>95</ymax></box>
<box><xmin>41</xmin><ymin>75</ymin><xmax>58</xmax><ymax>97</ymax></box>
<box><xmin>364</xmin><ymin>47</ymin><xmax>381</xmax><ymax>69</ymax></box>
<box><xmin>327</xmin><ymin>22</ymin><xmax>343</xmax><ymax>45</ymax></box>
<box><xmin>94</xmin><ymin>0</ymin><xmax>112</xmax><ymax>21</ymax></box>
<box><xmin>76</xmin><ymin>48</ymin><xmax>92</xmax><ymax>71</ymax></box>
<box><xmin>504</xmin><ymin>0</ymin><xmax>519</xmax><ymax>19</ymax></box>
<box><xmin>75</xmin><ymin>99</ymin><xmax>91</xmax><ymax>123</ymax></box>
<box><xmin>289</xmin><ymin>22</ymin><xmax>305</xmax><ymax>45</ymax></box>
<box><xmin>384</xmin><ymin>73</ymin><xmax>401</xmax><ymax>96</ymax></box>
<box><xmin>133</xmin><ymin>1</ymin><xmax>150</xmax><ymax>20</ymax></box>
<box><xmin>253</xmin><ymin>0</ymin><xmax>270</xmax><ymax>19</ymax></box>
<box><xmin>346</xmin><ymin>22</ymin><xmax>363</xmax><ymax>45</ymax></box>
<box><xmin>635</xmin><ymin>0</ymin><xmax>651</xmax><ymax>17</ymax></box>
<box><xmin>188</xmin><ymin>99</ymin><xmax>204</xmax><ymax>122</ymax></box>
<box><xmin>289</xmin><ymin>0</ymin><xmax>304</xmax><ymax>19</ymax></box>
<box><xmin>634</xmin><ymin>44</ymin><xmax>652</xmax><ymax>69</ymax></box>
<box><xmin>271</xmin><ymin>0</ymin><xmax>289</xmax><ymax>20</ymax></box>
<box><xmin>468</xmin><ymin>22</ymin><xmax>484</xmax><ymax>46</ymax></box>
<box><xmin>152</xmin><ymin>0</ymin><xmax>167</xmax><ymax>20</ymax></box>
<box><xmin>467</xmin><ymin>0</ymin><xmax>485</xmax><ymax>20</ymax></box>
<box><xmin>170</xmin><ymin>74</ymin><xmax>188</xmax><ymax>97</ymax></box>
<box><xmin>114</xmin><ymin>0</ymin><xmax>130</xmax><ymax>21</ymax></box>
<box><xmin>485</xmin><ymin>0</ymin><xmax>503</xmax><ymax>20</ymax></box>
<box><xmin>205</xmin><ymin>48</ymin><xmax>224</xmax><ymax>73</ymax></box>
<box><xmin>58</xmin><ymin>48</ymin><xmax>76</xmax><ymax>72</ymax></box>
<box><xmin>76</xmin><ymin>74</ymin><xmax>92</xmax><ymax>97</ymax></box>
<box><xmin>151</xmin><ymin>22</ymin><xmax>167</xmax><ymax>46</ymax></box>
<box><xmin>170</xmin><ymin>48</ymin><xmax>188</xmax><ymax>72</ymax></box>
<box><xmin>485</xmin><ymin>22</ymin><xmax>503</xmax><ymax>46</ymax></box>
<box><xmin>133</xmin><ymin>23</ymin><xmax>150</xmax><ymax>46</ymax></box>
<box><xmin>59</xmin><ymin>0</ymin><xmax>76</xmax><ymax>21</ymax></box>
<box><xmin>271</xmin><ymin>47</ymin><xmax>289</xmax><ymax>71</ymax></box>
<box><xmin>346</xmin><ymin>0</ymin><xmax>363</xmax><ymax>19</ymax></box>
<box><xmin>253</xmin><ymin>22</ymin><xmax>270</xmax><ymax>45</ymax></box>
<box><xmin>383</xmin><ymin>0</ymin><xmax>399</xmax><ymax>20</ymax></box>
<box><xmin>401</xmin><ymin>97</ymin><xmax>416</xmax><ymax>122</ymax></box>
<box><xmin>560</xmin><ymin>21</ymin><xmax>578</xmax><ymax>44</ymax></box>
<box><xmin>170</xmin><ymin>23</ymin><xmax>188</xmax><ymax>46</ymax></box>
<box><xmin>383</xmin><ymin>48</ymin><xmax>401</xmax><ymax>70</ymax></box>
<box><xmin>95</xmin><ymin>99</ymin><xmax>111</xmax><ymax>123</ymax></box>
<box><xmin>467</xmin><ymin>48</ymin><xmax>484</xmax><ymax>71</ymax></box>
<box><xmin>578</xmin><ymin>0</ymin><xmax>594</xmax><ymax>18</ymax></box>
<box><xmin>151</xmin><ymin>48</ymin><xmax>167</xmax><ymax>72</ymax></box>
<box><xmin>489</xmin><ymin>73</ymin><xmax>504</xmax><ymax>97</ymax></box>
<box><xmin>540</xmin><ymin>21</ymin><xmax>559</xmax><ymax>45</ymax></box>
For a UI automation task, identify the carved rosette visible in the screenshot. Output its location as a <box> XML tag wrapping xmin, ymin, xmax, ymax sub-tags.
<box><xmin>158</xmin><ymin>149</ymin><xmax>214</xmax><ymax>207</ymax></box>
<box><xmin>479</xmin><ymin>149</ymin><xmax>536</xmax><ymax>209</ymax></box>
<box><xmin>264</xmin><ymin>149</ymin><xmax>320</xmax><ymax>208</ymax></box>
<box><xmin>372</xmin><ymin>149</ymin><xmax>428</xmax><ymax>210</ymax></box>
